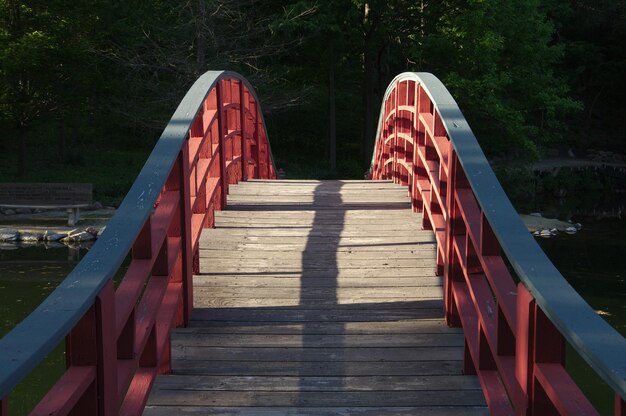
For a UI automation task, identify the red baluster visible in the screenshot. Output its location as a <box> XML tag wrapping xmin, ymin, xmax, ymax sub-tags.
<box><xmin>239</xmin><ymin>81</ymin><xmax>247</xmax><ymax>181</ymax></box>
<box><xmin>179</xmin><ymin>145</ymin><xmax>193</xmax><ymax>326</ymax></box>
<box><xmin>216</xmin><ymin>81</ymin><xmax>228</xmax><ymax>209</ymax></box>
<box><xmin>616</xmin><ymin>394</ymin><xmax>625</xmax><ymax>416</ymax></box>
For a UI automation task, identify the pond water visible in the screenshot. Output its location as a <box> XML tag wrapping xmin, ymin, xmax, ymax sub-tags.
<box><xmin>0</xmin><ymin>216</ymin><xmax>624</xmax><ymax>414</ymax></box>
<box><xmin>536</xmin><ymin>217</ymin><xmax>626</xmax><ymax>414</ymax></box>
<box><xmin>0</xmin><ymin>244</ymin><xmax>91</xmax><ymax>415</ymax></box>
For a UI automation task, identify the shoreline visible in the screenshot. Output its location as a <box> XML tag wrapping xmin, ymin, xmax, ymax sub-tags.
<box><xmin>0</xmin><ymin>208</ymin><xmax>115</xmax><ymax>247</ymax></box>
<box><xmin>0</xmin><ymin>207</ymin><xmax>581</xmax><ymax>249</ymax></box>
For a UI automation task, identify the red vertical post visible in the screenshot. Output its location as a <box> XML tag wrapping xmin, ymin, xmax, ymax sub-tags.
<box><xmin>95</xmin><ymin>281</ymin><xmax>117</xmax><ymax>416</ymax></box>
<box><xmin>253</xmin><ymin>103</ymin><xmax>261</xmax><ymax>179</ymax></box>
<box><xmin>464</xmin><ymin>341</ymin><xmax>477</xmax><ymax>375</ymax></box>
<box><xmin>215</xmin><ymin>81</ymin><xmax>228</xmax><ymax>209</ymax></box>
<box><xmin>64</xmin><ymin>281</ymin><xmax>117</xmax><ymax>415</ymax></box>
<box><xmin>121</xmin><ymin>218</ymin><xmax>147</xmax><ymax>363</ymax></box>
<box><xmin>393</xmin><ymin>82</ymin><xmax>399</xmax><ymax>184</ymax></box>
<box><xmin>259</xmin><ymin>130</ymin><xmax>265</xmax><ymax>179</ymax></box>
<box><xmin>478</xmin><ymin>325</ymin><xmax>497</xmax><ymax>371</ymax></box>
<box><xmin>443</xmin><ymin>151</ymin><xmax>458</xmax><ymax>324</ymax></box>
<box><xmin>132</xmin><ymin>218</ymin><xmax>152</xmax><ymax>259</ymax></box>
<box><xmin>65</xmin><ymin>308</ymin><xmax>98</xmax><ymax>415</ymax></box>
<box><xmin>1</xmin><ymin>397</ymin><xmax>7</xmax><ymax>416</ymax></box>
<box><xmin>179</xmin><ymin>144</ymin><xmax>194</xmax><ymax>325</ymax></box>
<box><xmin>228</xmin><ymin>81</ymin><xmax>236</xmax><ymax>178</ymax></box>
<box><xmin>265</xmin><ymin>130</ymin><xmax>271</xmax><ymax>179</ymax></box>
<box><xmin>411</xmin><ymin>81</ymin><xmax>419</xmax><ymax>211</ymax></box>
<box><xmin>479</xmin><ymin>214</ymin><xmax>500</xmax><ymax>256</ymax></box>
<box><xmin>616</xmin><ymin>394</ymin><xmax>625</xmax><ymax>416</ymax></box>
<box><xmin>446</xmin><ymin>247</ymin><xmax>462</xmax><ymax>328</ymax></box>
<box><xmin>239</xmin><ymin>82</ymin><xmax>247</xmax><ymax>181</ymax></box>
<box><xmin>516</xmin><ymin>282</ymin><xmax>535</xmax><ymax>415</ymax></box>
<box><xmin>117</xmin><ymin>310</ymin><xmax>134</xmax><ymax>360</ymax></box>
<box><xmin>531</xmin><ymin>305</ymin><xmax>565</xmax><ymax>415</ymax></box>
<box><xmin>516</xmin><ymin>281</ymin><xmax>570</xmax><ymax>415</ymax></box>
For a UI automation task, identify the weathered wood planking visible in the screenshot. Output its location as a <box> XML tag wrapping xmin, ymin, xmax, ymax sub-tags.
<box><xmin>193</xmin><ymin>276</ymin><xmax>443</xmax><ymax>287</ymax></box>
<box><xmin>184</xmin><ymin>319</ymin><xmax>462</xmax><ymax>334</ymax></box>
<box><xmin>146</xmin><ymin>180</ymin><xmax>487</xmax><ymax>415</ymax></box>
<box><xmin>144</xmin><ymin>407</ymin><xmax>490</xmax><ymax>416</ymax></box>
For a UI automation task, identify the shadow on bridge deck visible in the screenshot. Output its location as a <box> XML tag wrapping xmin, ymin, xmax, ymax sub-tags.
<box><xmin>144</xmin><ymin>180</ymin><xmax>488</xmax><ymax>415</ymax></box>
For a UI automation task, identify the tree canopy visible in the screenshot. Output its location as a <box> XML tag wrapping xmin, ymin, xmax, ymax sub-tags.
<box><xmin>1</xmin><ymin>0</ymin><xmax>624</xmax><ymax>197</ymax></box>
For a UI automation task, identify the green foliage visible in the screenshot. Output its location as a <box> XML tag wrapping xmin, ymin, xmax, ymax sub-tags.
<box><xmin>555</xmin><ymin>0</ymin><xmax>626</xmax><ymax>153</ymax></box>
<box><xmin>410</xmin><ymin>0</ymin><xmax>581</xmax><ymax>159</ymax></box>
<box><xmin>0</xmin><ymin>0</ymin><xmax>623</xmax><ymax>192</ymax></box>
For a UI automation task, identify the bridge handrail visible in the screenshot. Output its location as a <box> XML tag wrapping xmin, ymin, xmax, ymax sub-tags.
<box><xmin>0</xmin><ymin>70</ymin><xmax>276</xmax><ymax>413</ymax></box>
<box><xmin>370</xmin><ymin>72</ymin><xmax>625</xmax><ymax>413</ymax></box>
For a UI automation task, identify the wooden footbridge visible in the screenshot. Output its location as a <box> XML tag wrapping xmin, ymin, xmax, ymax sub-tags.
<box><xmin>145</xmin><ymin>179</ymin><xmax>486</xmax><ymax>414</ymax></box>
<box><xmin>1</xmin><ymin>72</ymin><xmax>625</xmax><ymax>416</ymax></box>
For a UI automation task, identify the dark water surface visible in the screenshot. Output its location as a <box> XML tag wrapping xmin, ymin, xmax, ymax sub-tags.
<box><xmin>1</xmin><ymin>216</ymin><xmax>624</xmax><ymax>414</ymax></box>
<box><xmin>0</xmin><ymin>244</ymin><xmax>90</xmax><ymax>415</ymax></box>
<box><xmin>537</xmin><ymin>218</ymin><xmax>626</xmax><ymax>336</ymax></box>
<box><xmin>536</xmin><ymin>217</ymin><xmax>626</xmax><ymax>415</ymax></box>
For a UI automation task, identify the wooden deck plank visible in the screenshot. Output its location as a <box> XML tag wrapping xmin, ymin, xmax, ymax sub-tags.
<box><xmin>151</xmin><ymin>374</ymin><xmax>480</xmax><ymax>391</ymax></box>
<box><xmin>214</xmin><ymin>209</ymin><xmax>420</xmax><ymax>217</ymax></box>
<box><xmin>198</xmin><ymin>249</ymin><xmax>436</xmax><ymax>260</ymax></box>
<box><xmin>189</xmin><ymin>308</ymin><xmax>444</xmax><ymax>322</ymax></box>
<box><xmin>200</xmin><ymin>244</ymin><xmax>435</xmax><ymax>252</ymax></box>
<box><xmin>147</xmin><ymin>390</ymin><xmax>486</xmax><ymax>407</ymax></box>
<box><xmin>144</xmin><ymin>406</ymin><xmax>490</xmax><ymax>416</ymax></box>
<box><xmin>146</xmin><ymin>180</ymin><xmax>486</xmax><ymax>414</ymax></box>
<box><xmin>197</xmin><ymin>266</ymin><xmax>438</xmax><ymax>276</ymax></box>
<box><xmin>204</xmin><ymin>229</ymin><xmax>424</xmax><ymax>237</ymax></box>
<box><xmin>193</xmin><ymin>297</ymin><xmax>443</xmax><ymax>308</ymax></box>
<box><xmin>192</xmin><ymin>286</ymin><xmax>443</xmax><ymax>298</ymax></box>
<box><xmin>199</xmin><ymin>257</ymin><xmax>436</xmax><ymax>268</ymax></box>
<box><xmin>171</xmin><ymin>345</ymin><xmax>464</xmax><ymax>362</ymax></box>
<box><xmin>200</xmin><ymin>236</ymin><xmax>436</xmax><ymax>246</ymax></box>
<box><xmin>182</xmin><ymin>320</ymin><xmax>462</xmax><ymax>334</ymax></box>
<box><xmin>167</xmin><ymin>360</ymin><xmax>464</xmax><ymax>377</ymax></box>
<box><xmin>192</xmin><ymin>276</ymin><xmax>442</xmax><ymax>288</ymax></box>
<box><xmin>170</xmin><ymin>333</ymin><xmax>464</xmax><ymax>348</ymax></box>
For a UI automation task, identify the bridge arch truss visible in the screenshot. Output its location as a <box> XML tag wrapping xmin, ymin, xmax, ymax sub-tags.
<box><xmin>370</xmin><ymin>72</ymin><xmax>626</xmax><ymax>415</ymax></box>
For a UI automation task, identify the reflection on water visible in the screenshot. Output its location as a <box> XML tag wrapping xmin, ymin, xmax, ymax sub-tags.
<box><xmin>0</xmin><ymin>244</ymin><xmax>91</xmax><ymax>415</ymax></box>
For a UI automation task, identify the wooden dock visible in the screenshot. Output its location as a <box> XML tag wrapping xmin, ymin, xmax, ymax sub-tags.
<box><xmin>145</xmin><ymin>180</ymin><xmax>488</xmax><ymax>415</ymax></box>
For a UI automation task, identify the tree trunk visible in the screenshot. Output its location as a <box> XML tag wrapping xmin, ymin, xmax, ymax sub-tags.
<box><xmin>196</xmin><ymin>0</ymin><xmax>207</xmax><ymax>74</ymax></box>
<box><xmin>17</xmin><ymin>125</ymin><xmax>26</xmax><ymax>177</ymax></box>
<box><xmin>362</xmin><ymin>1</ymin><xmax>378</xmax><ymax>166</ymax></box>
<box><xmin>329</xmin><ymin>41</ymin><xmax>337</xmax><ymax>172</ymax></box>
<box><xmin>59</xmin><ymin>115</ymin><xmax>66</xmax><ymax>161</ymax></box>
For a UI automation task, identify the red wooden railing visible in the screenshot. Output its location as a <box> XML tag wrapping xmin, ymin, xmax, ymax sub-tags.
<box><xmin>370</xmin><ymin>72</ymin><xmax>626</xmax><ymax>415</ymax></box>
<box><xmin>0</xmin><ymin>71</ymin><xmax>276</xmax><ymax>415</ymax></box>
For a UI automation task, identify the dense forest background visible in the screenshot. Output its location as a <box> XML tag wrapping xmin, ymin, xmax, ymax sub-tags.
<box><xmin>0</xmin><ymin>0</ymin><xmax>625</xmax><ymax>203</ymax></box>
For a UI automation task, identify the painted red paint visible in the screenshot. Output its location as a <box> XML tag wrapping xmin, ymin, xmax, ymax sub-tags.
<box><xmin>2</xmin><ymin>74</ymin><xmax>276</xmax><ymax>416</ymax></box>
<box><xmin>371</xmin><ymin>78</ymin><xmax>602</xmax><ymax>415</ymax></box>
<box><xmin>616</xmin><ymin>394</ymin><xmax>625</xmax><ymax>416</ymax></box>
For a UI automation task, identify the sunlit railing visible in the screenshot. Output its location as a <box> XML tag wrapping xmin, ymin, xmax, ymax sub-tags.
<box><xmin>0</xmin><ymin>71</ymin><xmax>276</xmax><ymax>415</ymax></box>
<box><xmin>370</xmin><ymin>72</ymin><xmax>626</xmax><ymax>415</ymax></box>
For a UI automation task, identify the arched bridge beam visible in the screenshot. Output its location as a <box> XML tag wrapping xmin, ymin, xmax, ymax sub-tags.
<box><xmin>370</xmin><ymin>72</ymin><xmax>626</xmax><ymax>415</ymax></box>
<box><xmin>0</xmin><ymin>71</ymin><xmax>276</xmax><ymax>415</ymax></box>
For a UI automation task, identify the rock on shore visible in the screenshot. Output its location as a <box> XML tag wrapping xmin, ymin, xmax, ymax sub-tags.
<box><xmin>0</xmin><ymin>226</ymin><xmax>103</xmax><ymax>245</ymax></box>
<box><xmin>520</xmin><ymin>214</ymin><xmax>581</xmax><ymax>238</ymax></box>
